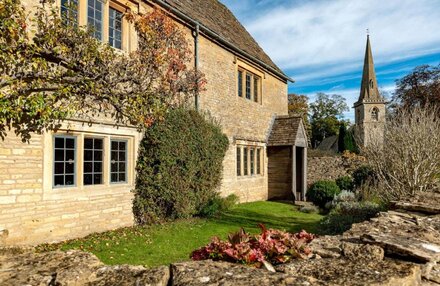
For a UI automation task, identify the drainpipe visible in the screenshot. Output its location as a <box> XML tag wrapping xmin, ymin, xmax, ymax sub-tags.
<box><xmin>192</xmin><ymin>22</ymin><xmax>200</xmax><ymax>111</ymax></box>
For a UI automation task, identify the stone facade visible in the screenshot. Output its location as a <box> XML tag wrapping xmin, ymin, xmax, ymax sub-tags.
<box><xmin>0</xmin><ymin>0</ymin><xmax>292</xmax><ymax>245</ymax></box>
<box><xmin>0</xmin><ymin>120</ymin><xmax>142</xmax><ymax>245</ymax></box>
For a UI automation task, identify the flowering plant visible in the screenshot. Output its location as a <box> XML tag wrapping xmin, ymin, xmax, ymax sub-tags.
<box><xmin>191</xmin><ymin>224</ymin><xmax>315</xmax><ymax>267</ymax></box>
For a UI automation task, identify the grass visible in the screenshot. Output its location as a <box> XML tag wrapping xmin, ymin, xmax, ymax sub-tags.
<box><xmin>38</xmin><ymin>201</ymin><xmax>323</xmax><ymax>268</ymax></box>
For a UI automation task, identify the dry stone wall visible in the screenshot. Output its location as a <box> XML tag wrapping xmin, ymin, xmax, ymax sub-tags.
<box><xmin>307</xmin><ymin>155</ymin><xmax>365</xmax><ymax>185</ymax></box>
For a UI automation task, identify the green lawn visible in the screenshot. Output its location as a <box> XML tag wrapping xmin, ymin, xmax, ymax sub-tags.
<box><xmin>40</xmin><ymin>201</ymin><xmax>323</xmax><ymax>267</ymax></box>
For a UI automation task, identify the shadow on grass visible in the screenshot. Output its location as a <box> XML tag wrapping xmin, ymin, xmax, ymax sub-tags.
<box><xmin>212</xmin><ymin>208</ymin><xmax>322</xmax><ymax>234</ymax></box>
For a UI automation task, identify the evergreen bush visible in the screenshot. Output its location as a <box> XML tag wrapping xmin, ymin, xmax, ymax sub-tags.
<box><xmin>306</xmin><ymin>180</ymin><xmax>341</xmax><ymax>209</ymax></box>
<box><xmin>335</xmin><ymin>176</ymin><xmax>354</xmax><ymax>191</ymax></box>
<box><xmin>320</xmin><ymin>201</ymin><xmax>383</xmax><ymax>234</ymax></box>
<box><xmin>352</xmin><ymin>165</ymin><xmax>376</xmax><ymax>188</ymax></box>
<box><xmin>132</xmin><ymin>108</ymin><xmax>229</xmax><ymax>224</ymax></box>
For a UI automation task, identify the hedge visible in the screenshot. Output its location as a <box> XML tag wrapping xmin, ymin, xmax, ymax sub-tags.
<box><xmin>132</xmin><ymin>108</ymin><xmax>229</xmax><ymax>224</ymax></box>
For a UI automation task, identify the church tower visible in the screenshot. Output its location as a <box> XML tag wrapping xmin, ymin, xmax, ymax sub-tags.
<box><xmin>354</xmin><ymin>35</ymin><xmax>385</xmax><ymax>147</ymax></box>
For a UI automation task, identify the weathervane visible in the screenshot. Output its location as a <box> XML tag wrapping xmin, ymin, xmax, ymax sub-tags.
<box><xmin>366</xmin><ymin>28</ymin><xmax>370</xmax><ymax>36</ymax></box>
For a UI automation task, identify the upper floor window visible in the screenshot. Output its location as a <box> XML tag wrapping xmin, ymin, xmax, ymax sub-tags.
<box><xmin>237</xmin><ymin>67</ymin><xmax>261</xmax><ymax>103</ymax></box>
<box><xmin>54</xmin><ymin>136</ymin><xmax>76</xmax><ymax>187</ymax></box>
<box><xmin>109</xmin><ymin>7</ymin><xmax>123</xmax><ymax>49</ymax></box>
<box><xmin>371</xmin><ymin>107</ymin><xmax>379</xmax><ymax>121</ymax></box>
<box><xmin>88</xmin><ymin>0</ymin><xmax>103</xmax><ymax>40</ymax></box>
<box><xmin>61</xmin><ymin>0</ymin><xmax>78</xmax><ymax>24</ymax></box>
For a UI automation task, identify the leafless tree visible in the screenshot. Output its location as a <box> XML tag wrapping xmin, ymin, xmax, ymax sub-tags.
<box><xmin>362</xmin><ymin>107</ymin><xmax>440</xmax><ymax>201</ymax></box>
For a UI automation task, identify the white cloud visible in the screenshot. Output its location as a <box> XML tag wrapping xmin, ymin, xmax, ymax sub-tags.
<box><xmin>242</xmin><ymin>0</ymin><xmax>440</xmax><ymax>78</ymax></box>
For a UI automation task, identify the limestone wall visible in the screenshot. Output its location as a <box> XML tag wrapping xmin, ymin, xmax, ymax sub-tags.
<box><xmin>307</xmin><ymin>155</ymin><xmax>365</xmax><ymax>186</ymax></box>
<box><xmin>0</xmin><ymin>122</ymin><xmax>142</xmax><ymax>246</ymax></box>
<box><xmin>197</xmin><ymin>36</ymin><xmax>288</xmax><ymax>202</ymax></box>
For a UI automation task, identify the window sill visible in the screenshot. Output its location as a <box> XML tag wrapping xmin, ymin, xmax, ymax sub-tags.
<box><xmin>237</xmin><ymin>174</ymin><xmax>264</xmax><ymax>180</ymax></box>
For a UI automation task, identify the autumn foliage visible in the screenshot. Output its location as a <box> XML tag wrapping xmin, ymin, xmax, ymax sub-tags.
<box><xmin>0</xmin><ymin>0</ymin><xmax>205</xmax><ymax>141</ymax></box>
<box><xmin>191</xmin><ymin>225</ymin><xmax>315</xmax><ymax>267</ymax></box>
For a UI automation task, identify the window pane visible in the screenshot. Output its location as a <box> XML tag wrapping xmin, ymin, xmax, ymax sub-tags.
<box><xmin>84</xmin><ymin>150</ymin><xmax>93</xmax><ymax>161</ymax></box>
<box><xmin>66</xmin><ymin>138</ymin><xmax>75</xmax><ymax>149</ymax></box>
<box><xmin>94</xmin><ymin>174</ymin><xmax>102</xmax><ymax>184</ymax></box>
<box><xmin>94</xmin><ymin>162</ymin><xmax>102</xmax><ymax>172</ymax></box>
<box><xmin>94</xmin><ymin>150</ymin><xmax>102</xmax><ymax>161</ymax></box>
<box><xmin>65</xmin><ymin>175</ymin><xmax>74</xmax><ymax>185</ymax></box>
<box><xmin>54</xmin><ymin>175</ymin><xmax>64</xmax><ymax>186</ymax></box>
<box><xmin>111</xmin><ymin>162</ymin><xmax>117</xmax><ymax>172</ymax></box>
<box><xmin>55</xmin><ymin>150</ymin><xmax>64</xmax><ymax>161</ymax></box>
<box><xmin>84</xmin><ymin>138</ymin><xmax>93</xmax><ymax>149</ymax></box>
<box><xmin>119</xmin><ymin>151</ymin><xmax>126</xmax><ymax>161</ymax></box>
<box><xmin>84</xmin><ymin>162</ymin><xmax>93</xmax><ymax>173</ymax></box>
<box><xmin>119</xmin><ymin>172</ymin><xmax>126</xmax><ymax>182</ymax></box>
<box><xmin>65</xmin><ymin>162</ymin><xmax>74</xmax><ymax>174</ymax></box>
<box><xmin>236</xmin><ymin>147</ymin><xmax>241</xmax><ymax>176</ymax></box>
<box><xmin>65</xmin><ymin>150</ymin><xmax>74</xmax><ymax>161</ymax></box>
<box><xmin>55</xmin><ymin>162</ymin><xmax>64</xmax><ymax>174</ymax></box>
<box><xmin>55</xmin><ymin>137</ymin><xmax>64</xmax><ymax>148</ymax></box>
<box><xmin>119</xmin><ymin>141</ymin><xmax>126</xmax><ymax>151</ymax></box>
<box><xmin>111</xmin><ymin>173</ymin><xmax>118</xmax><ymax>182</ymax></box>
<box><xmin>84</xmin><ymin>174</ymin><xmax>93</xmax><ymax>185</ymax></box>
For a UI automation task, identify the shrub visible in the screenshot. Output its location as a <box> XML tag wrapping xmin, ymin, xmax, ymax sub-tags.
<box><xmin>299</xmin><ymin>204</ymin><xmax>319</xmax><ymax>214</ymax></box>
<box><xmin>320</xmin><ymin>201</ymin><xmax>383</xmax><ymax>234</ymax></box>
<box><xmin>362</xmin><ymin>107</ymin><xmax>440</xmax><ymax>201</ymax></box>
<box><xmin>191</xmin><ymin>225</ymin><xmax>315</xmax><ymax>267</ymax></box>
<box><xmin>198</xmin><ymin>194</ymin><xmax>239</xmax><ymax>218</ymax></box>
<box><xmin>132</xmin><ymin>108</ymin><xmax>229</xmax><ymax>224</ymax></box>
<box><xmin>352</xmin><ymin>165</ymin><xmax>376</xmax><ymax>188</ymax></box>
<box><xmin>335</xmin><ymin>176</ymin><xmax>354</xmax><ymax>191</ymax></box>
<box><xmin>307</xmin><ymin>180</ymin><xmax>341</xmax><ymax>209</ymax></box>
<box><xmin>325</xmin><ymin>190</ymin><xmax>356</xmax><ymax>210</ymax></box>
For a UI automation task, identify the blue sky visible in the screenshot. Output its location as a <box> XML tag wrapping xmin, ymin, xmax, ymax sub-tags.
<box><xmin>220</xmin><ymin>0</ymin><xmax>440</xmax><ymax>121</ymax></box>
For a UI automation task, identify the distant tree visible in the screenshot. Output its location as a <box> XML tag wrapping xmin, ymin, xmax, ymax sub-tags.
<box><xmin>0</xmin><ymin>0</ymin><xmax>205</xmax><ymax>141</ymax></box>
<box><xmin>288</xmin><ymin>93</ymin><xmax>311</xmax><ymax>144</ymax></box>
<box><xmin>392</xmin><ymin>64</ymin><xmax>440</xmax><ymax>110</ymax></box>
<box><xmin>337</xmin><ymin>124</ymin><xmax>346</xmax><ymax>153</ymax></box>
<box><xmin>309</xmin><ymin>93</ymin><xmax>349</xmax><ymax>147</ymax></box>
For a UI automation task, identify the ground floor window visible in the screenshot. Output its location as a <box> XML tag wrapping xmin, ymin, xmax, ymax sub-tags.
<box><xmin>236</xmin><ymin>144</ymin><xmax>263</xmax><ymax>177</ymax></box>
<box><xmin>52</xmin><ymin>134</ymin><xmax>130</xmax><ymax>188</ymax></box>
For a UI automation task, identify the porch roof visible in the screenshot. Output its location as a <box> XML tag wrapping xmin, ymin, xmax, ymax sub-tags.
<box><xmin>267</xmin><ymin>116</ymin><xmax>303</xmax><ymax>146</ymax></box>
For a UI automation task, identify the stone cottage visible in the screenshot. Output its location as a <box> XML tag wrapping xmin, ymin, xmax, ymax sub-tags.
<box><xmin>0</xmin><ymin>0</ymin><xmax>308</xmax><ymax>245</ymax></box>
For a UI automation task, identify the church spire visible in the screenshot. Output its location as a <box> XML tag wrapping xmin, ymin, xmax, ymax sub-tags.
<box><xmin>355</xmin><ymin>35</ymin><xmax>382</xmax><ymax>104</ymax></box>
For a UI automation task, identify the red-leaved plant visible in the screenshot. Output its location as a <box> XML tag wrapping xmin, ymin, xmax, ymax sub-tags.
<box><xmin>191</xmin><ymin>224</ymin><xmax>315</xmax><ymax>268</ymax></box>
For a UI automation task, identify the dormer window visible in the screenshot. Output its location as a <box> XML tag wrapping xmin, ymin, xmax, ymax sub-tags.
<box><xmin>369</xmin><ymin>79</ymin><xmax>374</xmax><ymax>89</ymax></box>
<box><xmin>371</xmin><ymin>107</ymin><xmax>379</xmax><ymax>121</ymax></box>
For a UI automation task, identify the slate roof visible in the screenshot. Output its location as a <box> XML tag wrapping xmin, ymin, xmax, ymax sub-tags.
<box><xmin>316</xmin><ymin>135</ymin><xmax>338</xmax><ymax>152</ymax></box>
<box><xmin>268</xmin><ymin>116</ymin><xmax>302</xmax><ymax>146</ymax></box>
<box><xmin>159</xmin><ymin>0</ymin><xmax>286</xmax><ymax>78</ymax></box>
